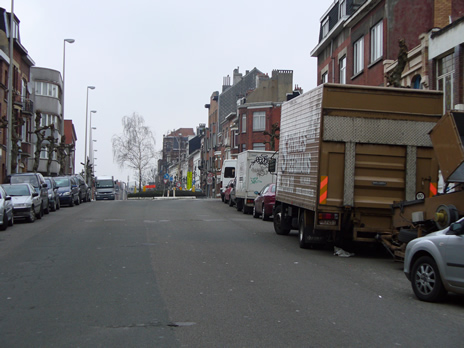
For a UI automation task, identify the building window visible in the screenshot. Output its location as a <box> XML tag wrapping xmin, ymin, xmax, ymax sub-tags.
<box><xmin>253</xmin><ymin>111</ymin><xmax>265</xmax><ymax>131</ymax></box>
<box><xmin>242</xmin><ymin>144</ymin><xmax>247</xmax><ymax>152</ymax></box>
<box><xmin>370</xmin><ymin>21</ymin><xmax>383</xmax><ymax>63</ymax></box>
<box><xmin>253</xmin><ymin>143</ymin><xmax>266</xmax><ymax>151</ymax></box>
<box><xmin>339</xmin><ymin>56</ymin><xmax>346</xmax><ymax>84</ymax></box>
<box><xmin>353</xmin><ymin>37</ymin><xmax>364</xmax><ymax>75</ymax></box>
<box><xmin>412</xmin><ymin>75</ymin><xmax>422</xmax><ymax>89</ymax></box>
<box><xmin>322</xmin><ymin>72</ymin><xmax>328</xmax><ymax>84</ymax></box>
<box><xmin>339</xmin><ymin>0</ymin><xmax>346</xmax><ymax>19</ymax></box>
<box><xmin>35</xmin><ymin>82</ymin><xmax>59</xmax><ymax>98</ymax></box>
<box><xmin>234</xmin><ymin>131</ymin><xmax>238</xmax><ymax>148</ymax></box>
<box><xmin>322</xmin><ymin>17</ymin><xmax>329</xmax><ymax>38</ymax></box>
<box><xmin>241</xmin><ymin>114</ymin><xmax>246</xmax><ymax>133</ymax></box>
<box><xmin>437</xmin><ymin>53</ymin><xmax>455</xmax><ymax>113</ymax></box>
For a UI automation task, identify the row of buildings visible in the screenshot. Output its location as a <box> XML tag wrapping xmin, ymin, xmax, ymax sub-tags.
<box><xmin>157</xmin><ymin>0</ymin><xmax>463</xmax><ymax>197</ymax></box>
<box><xmin>0</xmin><ymin>8</ymin><xmax>77</xmax><ymax>184</ymax></box>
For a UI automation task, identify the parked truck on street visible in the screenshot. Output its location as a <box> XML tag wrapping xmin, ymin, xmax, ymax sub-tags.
<box><xmin>235</xmin><ymin>150</ymin><xmax>276</xmax><ymax>214</ymax></box>
<box><xmin>273</xmin><ymin>83</ymin><xmax>443</xmax><ymax>250</ymax></box>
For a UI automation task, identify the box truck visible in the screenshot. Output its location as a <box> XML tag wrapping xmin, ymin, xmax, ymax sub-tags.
<box><xmin>273</xmin><ymin>83</ymin><xmax>443</xmax><ymax>249</ymax></box>
<box><xmin>235</xmin><ymin>150</ymin><xmax>275</xmax><ymax>214</ymax></box>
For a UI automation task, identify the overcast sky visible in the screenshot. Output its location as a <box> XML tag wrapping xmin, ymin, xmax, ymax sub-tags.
<box><xmin>3</xmin><ymin>0</ymin><xmax>331</xmax><ymax>184</ymax></box>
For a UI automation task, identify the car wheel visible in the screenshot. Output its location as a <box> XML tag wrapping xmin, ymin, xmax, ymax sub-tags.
<box><xmin>411</xmin><ymin>255</ymin><xmax>447</xmax><ymax>302</ymax></box>
<box><xmin>8</xmin><ymin>214</ymin><xmax>14</xmax><ymax>226</ymax></box>
<box><xmin>252</xmin><ymin>205</ymin><xmax>260</xmax><ymax>218</ymax></box>
<box><xmin>27</xmin><ymin>208</ymin><xmax>36</xmax><ymax>223</ymax></box>
<box><xmin>0</xmin><ymin>213</ymin><xmax>7</xmax><ymax>231</ymax></box>
<box><xmin>262</xmin><ymin>205</ymin><xmax>270</xmax><ymax>221</ymax></box>
<box><xmin>274</xmin><ymin>205</ymin><xmax>290</xmax><ymax>235</ymax></box>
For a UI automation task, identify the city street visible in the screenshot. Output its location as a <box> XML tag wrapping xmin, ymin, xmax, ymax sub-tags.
<box><xmin>0</xmin><ymin>199</ymin><xmax>463</xmax><ymax>347</ymax></box>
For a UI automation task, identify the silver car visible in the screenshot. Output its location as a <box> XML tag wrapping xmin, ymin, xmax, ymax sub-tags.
<box><xmin>404</xmin><ymin>217</ymin><xmax>464</xmax><ymax>302</ymax></box>
<box><xmin>2</xmin><ymin>183</ymin><xmax>42</xmax><ymax>223</ymax></box>
<box><xmin>0</xmin><ymin>185</ymin><xmax>14</xmax><ymax>230</ymax></box>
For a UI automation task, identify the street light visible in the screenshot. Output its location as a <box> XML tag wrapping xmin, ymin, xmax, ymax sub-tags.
<box><xmin>62</xmin><ymin>38</ymin><xmax>75</xmax><ymax>122</ymax></box>
<box><xmin>6</xmin><ymin>0</ymin><xmax>15</xmax><ymax>176</ymax></box>
<box><xmin>84</xmin><ymin>86</ymin><xmax>95</xmax><ymax>179</ymax></box>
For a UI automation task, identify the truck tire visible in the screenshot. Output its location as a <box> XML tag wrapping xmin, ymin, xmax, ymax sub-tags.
<box><xmin>236</xmin><ymin>199</ymin><xmax>243</xmax><ymax>212</ymax></box>
<box><xmin>274</xmin><ymin>205</ymin><xmax>290</xmax><ymax>235</ymax></box>
<box><xmin>299</xmin><ymin>209</ymin><xmax>318</xmax><ymax>248</ymax></box>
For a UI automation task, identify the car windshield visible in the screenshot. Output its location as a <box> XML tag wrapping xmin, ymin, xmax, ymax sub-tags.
<box><xmin>54</xmin><ymin>178</ymin><xmax>70</xmax><ymax>187</ymax></box>
<box><xmin>3</xmin><ymin>184</ymin><xmax>30</xmax><ymax>196</ymax></box>
<box><xmin>96</xmin><ymin>180</ymin><xmax>114</xmax><ymax>188</ymax></box>
<box><xmin>11</xmin><ymin>175</ymin><xmax>38</xmax><ymax>187</ymax></box>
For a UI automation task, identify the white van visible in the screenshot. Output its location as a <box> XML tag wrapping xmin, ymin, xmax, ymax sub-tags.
<box><xmin>220</xmin><ymin>159</ymin><xmax>236</xmax><ymax>201</ymax></box>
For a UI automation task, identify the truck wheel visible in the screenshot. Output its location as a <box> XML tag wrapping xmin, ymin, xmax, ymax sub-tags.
<box><xmin>236</xmin><ymin>199</ymin><xmax>243</xmax><ymax>212</ymax></box>
<box><xmin>411</xmin><ymin>255</ymin><xmax>447</xmax><ymax>302</ymax></box>
<box><xmin>274</xmin><ymin>205</ymin><xmax>290</xmax><ymax>235</ymax></box>
<box><xmin>299</xmin><ymin>210</ymin><xmax>314</xmax><ymax>249</ymax></box>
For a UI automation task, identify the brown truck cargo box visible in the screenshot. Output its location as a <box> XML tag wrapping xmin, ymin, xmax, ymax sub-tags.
<box><xmin>429</xmin><ymin>111</ymin><xmax>464</xmax><ymax>183</ymax></box>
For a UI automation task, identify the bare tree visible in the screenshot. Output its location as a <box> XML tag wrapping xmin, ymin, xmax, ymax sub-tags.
<box><xmin>112</xmin><ymin>113</ymin><xmax>156</xmax><ymax>191</ymax></box>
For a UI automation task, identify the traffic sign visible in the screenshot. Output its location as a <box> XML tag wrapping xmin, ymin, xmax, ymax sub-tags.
<box><xmin>163</xmin><ymin>179</ymin><xmax>168</xmax><ymax>184</ymax></box>
<box><xmin>164</xmin><ymin>173</ymin><xmax>169</xmax><ymax>180</ymax></box>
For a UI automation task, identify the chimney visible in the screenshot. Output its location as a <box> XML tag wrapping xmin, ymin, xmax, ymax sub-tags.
<box><xmin>233</xmin><ymin>67</ymin><xmax>242</xmax><ymax>85</ymax></box>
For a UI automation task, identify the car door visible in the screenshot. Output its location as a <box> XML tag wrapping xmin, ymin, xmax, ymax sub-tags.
<box><xmin>444</xmin><ymin>225</ymin><xmax>464</xmax><ymax>289</ymax></box>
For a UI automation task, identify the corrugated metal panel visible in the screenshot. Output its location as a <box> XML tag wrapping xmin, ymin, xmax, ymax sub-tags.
<box><xmin>276</xmin><ymin>86</ymin><xmax>323</xmax><ymax>210</ymax></box>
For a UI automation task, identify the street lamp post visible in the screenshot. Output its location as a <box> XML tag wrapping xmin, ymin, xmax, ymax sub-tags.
<box><xmin>177</xmin><ymin>133</ymin><xmax>182</xmax><ymax>188</ymax></box>
<box><xmin>6</xmin><ymin>0</ymin><xmax>15</xmax><ymax>176</ymax></box>
<box><xmin>62</xmin><ymin>38</ymin><xmax>75</xmax><ymax>124</ymax></box>
<box><xmin>84</xmin><ymin>86</ymin><xmax>95</xmax><ymax>179</ymax></box>
<box><xmin>89</xmin><ymin>110</ymin><xmax>96</xmax><ymax>178</ymax></box>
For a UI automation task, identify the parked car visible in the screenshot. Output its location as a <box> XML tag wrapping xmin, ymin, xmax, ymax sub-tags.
<box><xmin>228</xmin><ymin>178</ymin><xmax>236</xmax><ymax>207</ymax></box>
<box><xmin>2</xmin><ymin>183</ymin><xmax>42</xmax><ymax>222</ymax></box>
<box><xmin>404</xmin><ymin>217</ymin><xmax>464</xmax><ymax>302</ymax></box>
<box><xmin>71</xmin><ymin>174</ymin><xmax>90</xmax><ymax>203</ymax></box>
<box><xmin>223</xmin><ymin>181</ymin><xmax>234</xmax><ymax>204</ymax></box>
<box><xmin>0</xmin><ymin>185</ymin><xmax>14</xmax><ymax>230</ymax></box>
<box><xmin>253</xmin><ymin>183</ymin><xmax>276</xmax><ymax>221</ymax></box>
<box><xmin>8</xmin><ymin>173</ymin><xmax>49</xmax><ymax>215</ymax></box>
<box><xmin>54</xmin><ymin>176</ymin><xmax>80</xmax><ymax>207</ymax></box>
<box><xmin>44</xmin><ymin>177</ymin><xmax>60</xmax><ymax>212</ymax></box>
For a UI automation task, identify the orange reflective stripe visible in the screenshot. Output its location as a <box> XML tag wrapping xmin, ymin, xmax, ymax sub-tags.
<box><xmin>320</xmin><ymin>176</ymin><xmax>328</xmax><ymax>204</ymax></box>
<box><xmin>429</xmin><ymin>182</ymin><xmax>437</xmax><ymax>197</ymax></box>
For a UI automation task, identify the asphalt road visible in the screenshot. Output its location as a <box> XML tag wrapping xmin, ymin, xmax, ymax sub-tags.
<box><xmin>0</xmin><ymin>198</ymin><xmax>463</xmax><ymax>347</ymax></box>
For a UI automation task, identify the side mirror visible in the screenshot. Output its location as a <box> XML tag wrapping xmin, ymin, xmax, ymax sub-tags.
<box><xmin>42</xmin><ymin>183</ymin><xmax>48</xmax><ymax>188</ymax></box>
<box><xmin>5</xmin><ymin>196</ymin><xmax>11</xmax><ymax>201</ymax></box>
<box><xmin>32</xmin><ymin>192</ymin><xmax>39</xmax><ymax>197</ymax></box>
<box><xmin>268</xmin><ymin>158</ymin><xmax>276</xmax><ymax>173</ymax></box>
<box><xmin>450</xmin><ymin>221</ymin><xmax>464</xmax><ymax>235</ymax></box>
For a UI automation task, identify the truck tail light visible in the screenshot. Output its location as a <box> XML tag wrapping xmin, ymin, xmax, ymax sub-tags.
<box><xmin>318</xmin><ymin>212</ymin><xmax>339</xmax><ymax>226</ymax></box>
